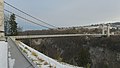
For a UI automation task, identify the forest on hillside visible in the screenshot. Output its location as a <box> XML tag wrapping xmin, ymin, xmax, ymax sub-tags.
<box><xmin>21</xmin><ymin>36</ymin><xmax>120</xmax><ymax>68</ymax></box>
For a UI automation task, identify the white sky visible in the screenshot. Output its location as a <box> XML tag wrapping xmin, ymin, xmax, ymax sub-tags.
<box><xmin>4</xmin><ymin>0</ymin><xmax>120</xmax><ymax>30</ymax></box>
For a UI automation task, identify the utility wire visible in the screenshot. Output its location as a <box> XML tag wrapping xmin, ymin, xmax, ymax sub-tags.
<box><xmin>4</xmin><ymin>9</ymin><xmax>51</xmax><ymax>29</ymax></box>
<box><xmin>4</xmin><ymin>1</ymin><xmax>56</xmax><ymax>28</ymax></box>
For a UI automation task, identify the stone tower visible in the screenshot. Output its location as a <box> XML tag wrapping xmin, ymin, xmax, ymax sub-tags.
<box><xmin>107</xmin><ymin>24</ymin><xmax>110</xmax><ymax>37</ymax></box>
<box><xmin>102</xmin><ymin>24</ymin><xmax>105</xmax><ymax>35</ymax></box>
<box><xmin>0</xmin><ymin>0</ymin><xmax>4</xmax><ymax>40</ymax></box>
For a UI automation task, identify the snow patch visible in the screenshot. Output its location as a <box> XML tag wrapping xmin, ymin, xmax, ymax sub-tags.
<box><xmin>9</xmin><ymin>58</ymin><xmax>15</xmax><ymax>68</ymax></box>
<box><xmin>8</xmin><ymin>43</ymin><xmax>15</xmax><ymax>68</ymax></box>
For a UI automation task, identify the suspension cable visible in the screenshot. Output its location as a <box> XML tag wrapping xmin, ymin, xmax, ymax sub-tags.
<box><xmin>4</xmin><ymin>1</ymin><xmax>56</xmax><ymax>28</ymax></box>
<box><xmin>4</xmin><ymin>9</ymin><xmax>51</xmax><ymax>29</ymax></box>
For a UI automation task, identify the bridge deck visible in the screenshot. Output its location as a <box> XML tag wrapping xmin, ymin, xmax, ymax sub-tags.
<box><xmin>12</xmin><ymin>34</ymin><xmax>108</xmax><ymax>39</ymax></box>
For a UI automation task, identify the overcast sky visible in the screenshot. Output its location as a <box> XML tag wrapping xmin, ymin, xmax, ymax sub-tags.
<box><xmin>4</xmin><ymin>0</ymin><xmax>120</xmax><ymax>30</ymax></box>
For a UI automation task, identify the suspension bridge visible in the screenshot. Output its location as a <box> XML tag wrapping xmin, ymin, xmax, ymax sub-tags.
<box><xmin>0</xmin><ymin>0</ymin><xmax>118</xmax><ymax>68</ymax></box>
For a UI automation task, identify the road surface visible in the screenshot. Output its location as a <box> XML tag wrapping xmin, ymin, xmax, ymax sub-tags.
<box><xmin>8</xmin><ymin>38</ymin><xmax>36</xmax><ymax>68</ymax></box>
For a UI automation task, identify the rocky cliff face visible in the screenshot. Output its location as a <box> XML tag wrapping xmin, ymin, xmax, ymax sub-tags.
<box><xmin>90</xmin><ymin>47</ymin><xmax>120</xmax><ymax>68</ymax></box>
<box><xmin>22</xmin><ymin>36</ymin><xmax>120</xmax><ymax>68</ymax></box>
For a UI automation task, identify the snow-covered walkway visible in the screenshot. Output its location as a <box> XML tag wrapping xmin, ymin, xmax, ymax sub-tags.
<box><xmin>0</xmin><ymin>41</ymin><xmax>8</xmax><ymax>68</ymax></box>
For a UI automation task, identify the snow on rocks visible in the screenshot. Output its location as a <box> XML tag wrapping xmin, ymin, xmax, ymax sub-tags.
<box><xmin>17</xmin><ymin>41</ymin><xmax>82</xmax><ymax>68</ymax></box>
